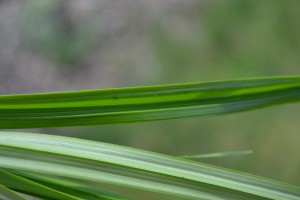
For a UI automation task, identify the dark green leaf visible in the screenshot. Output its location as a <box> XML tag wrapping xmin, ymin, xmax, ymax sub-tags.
<box><xmin>0</xmin><ymin>76</ymin><xmax>299</xmax><ymax>128</ymax></box>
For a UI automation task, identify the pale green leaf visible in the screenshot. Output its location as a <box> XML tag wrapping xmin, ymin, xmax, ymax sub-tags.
<box><xmin>0</xmin><ymin>185</ymin><xmax>26</xmax><ymax>200</ymax></box>
<box><xmin>181</xmin><ymin>150</ymin><xmax>253</xmax><ymax>159</ymax></box>
<box><xmin>0</xmin><ymin>132</ymin><xmax>299</xmax><ymax>200</ymax></box>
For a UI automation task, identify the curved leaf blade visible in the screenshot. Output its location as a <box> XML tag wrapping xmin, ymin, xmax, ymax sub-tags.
<box><xmin>0</xmin><ymin>170</ymin><xmax>128</xmax><ymax>200</ymax></box>
<box><xmin>0</xmin><ymin>132</ymin><xmax>299</xmax><ymax>200</ymax></box>
<box><xmin>0</xmin><ymin>170</ymin><xmax>81</xmax><ymax>200</ymax></box>
<box><xmin>0</xmin><ymin>76</ymin><xmax>299</xmax><ymax>128</ymax></box>
<box><xmin>0</xmin><ymin>146</ymin><xmax>262</xmax><ymax>200</ymax></box>
<box><xmin>0</xmin><ymin>185</ymin><xmax>25</xmax><ymax>200</ymax></box>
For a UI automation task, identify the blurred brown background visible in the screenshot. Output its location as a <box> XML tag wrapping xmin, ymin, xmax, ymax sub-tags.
<box><xmin>1</xmin><ymin>0</ymin><xmax>300</xmax><ymax>199</ymax></box>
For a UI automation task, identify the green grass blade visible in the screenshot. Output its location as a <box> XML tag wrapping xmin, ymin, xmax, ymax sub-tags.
<box><xmin>0</xmin><ymin>146</ymin><xmax>262</xmax><ymax>200</ymax></box>
<box><xmin>0</xmin><ymin>132</ymin><xmax>299</xmax><ymax>200</ymax></box>
<box><xmin>0</xmin><ymin>170</ymin><xmax>128</xmax><ymax>200</ymax></box>
<box><xmin>9</xmin><ymin>170</ymin><xmax>131</xmax><ymax>200</ymax></box>
<box><xmin>0</xmin><ymin>170</ymin><xmax>82</xmax><ymax>200</ymax></box>
<box><xmin>0</xmin><ymin>76</ymin><xmax>300</xmax><ymax>128</ymax></box>
<box><xmin>181</xmin><ymin>150</ymin><xmax>254</xmax><ymax>159</ymax></box>
<box><xmin>0</xmin><ymin>185</ymin><xmax>26</xmax><ymax>200</ymax></box>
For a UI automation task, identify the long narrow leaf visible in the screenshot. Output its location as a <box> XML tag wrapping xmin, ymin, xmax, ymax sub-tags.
<box><xmin>0</xmin><ymin>170</ymin><xmax>128</xmax><ymax>200</ymax></box>
<box><xmin>0</xmin><ymin>185</ymin><xmax>26</xmax><ymax>200</ymax></box>
<box><xmin>0</xmin><ymin>170</ymin><xmax>81</xmax><ymax>200</ymax></box>
<box><xmin>0</xmin><ymin>145</ymin><xmax>262</xmax><ymax>200</ymax></box>
<box><xmin>0</xmin><ymin>132</ymin><xmax>299</xmax><ymax>200</ymax></box>
<box><xmin>180</xmin><ymin>150</ymin><xmax>254</xmax><ymax>159</ymax></box>
<box><xmin>13</xmin><ymin>171</ymin><xmax>130</xmax><ymax>200</ymax></box>
<box><xmin>0</xmin><ymin>76</ymin><xmax>299</xmax><ymax>128</ymax></box>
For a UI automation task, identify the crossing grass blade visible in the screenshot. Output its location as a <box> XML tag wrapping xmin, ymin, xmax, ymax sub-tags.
<box><xmin>0</xmin><ymin>170</ymin><xmax>128</xmax><ymax>200</ymax></box>
<box><xmin>13</xmin><ymin>171</ymin><xmax>130</xmax><ymax>200</ymax></box>
<box><xmin>180</xmin><ymin>150</ymin><xmax>254</xmax><ymax>159</ymax></box>
<box><xmin>0</xmin><ymin>132</ymin><xmax>299</xmax><ymax>200</ymax></box>
<box><xmin>0</xmin><ymin>185</ymin><xmax>26</xmax><ymax>200</ymax></box>
<box><xmin>0</xmin><ymin>170</ymin><xmax>81</xmax><ymax>200</ymax></box>
<box><xmin>0</xmin><ymin>76</ymin><xmax>300</xmax><ymax>129</ymax></box>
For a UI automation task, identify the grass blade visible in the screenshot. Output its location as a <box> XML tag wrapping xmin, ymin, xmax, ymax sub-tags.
<box><xmin>0</xmin><ymin>145</ymin><xmax>261</xmax><ymax>200</ymax></box>
<box><xmin>0</xmin><ymin>170</ymin><xmax>128</xmax><ymax>200</ymax></box>
<box><xmin>0</xmin><ymin>76</ymin><xmax>299</xmax><ymax>128</ymax></box>
<box><xmin>0</xmin><ymin>132</ymin><xmax>299</xmax><ymax>200</ymax></box>
<box><xmin>0</xmin><ymin>185</ymin><xmax>25</xmax><ymax>200</ymax></box>
<box><xmin>0</xmin><ymin>170</ymin><xmax>81</xmax><ymax>200</ymax></box>
<box><xmin>12</xmin><ymin>171</ymin><xmax>130</xmax><ymax>200</ymax></box>
<box><xmin>181</xmin><ymin>150</ymin><xmax>254</xmax><ymax>159</ymax></box>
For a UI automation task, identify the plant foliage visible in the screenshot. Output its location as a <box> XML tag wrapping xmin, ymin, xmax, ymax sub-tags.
<box><xmin>0</xmin><ymin>76</ymin><xmax>300</xmax><ymax>199</ymax></box>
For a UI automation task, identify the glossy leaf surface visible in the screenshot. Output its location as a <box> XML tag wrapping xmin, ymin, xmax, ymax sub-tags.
<box><xmin>0</xmin><ymin>132</ymin><xmax>299</xmax><ymax>200</ymax></box>
<box><xmin>0</xmin><ymin>77</ymin><xmax>299</xmax><ymax>128</ymax></box>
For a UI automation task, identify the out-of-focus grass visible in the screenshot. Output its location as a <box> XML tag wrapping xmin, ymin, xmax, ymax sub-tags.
<box><xmin>21</xmin><ymin>0</ymin><xmax>97</xmax><ymax>66</ymax></box>
<box><xmin>153</xmin><ymin>0</ymin><xmax>300</xmax><ymax>82</ymax></box>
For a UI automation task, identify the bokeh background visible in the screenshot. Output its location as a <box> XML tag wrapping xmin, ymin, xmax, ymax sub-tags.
<box><xmin>1</xmin><ymin>0</ymin><xmax>300</xmax><ymax>199</ymax></box>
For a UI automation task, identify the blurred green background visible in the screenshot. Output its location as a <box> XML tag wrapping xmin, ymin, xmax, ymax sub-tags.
<box><xmin>1</xmin><ymin>0</ymin><xmax>300</xmax><ymax>199</ymax></box>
